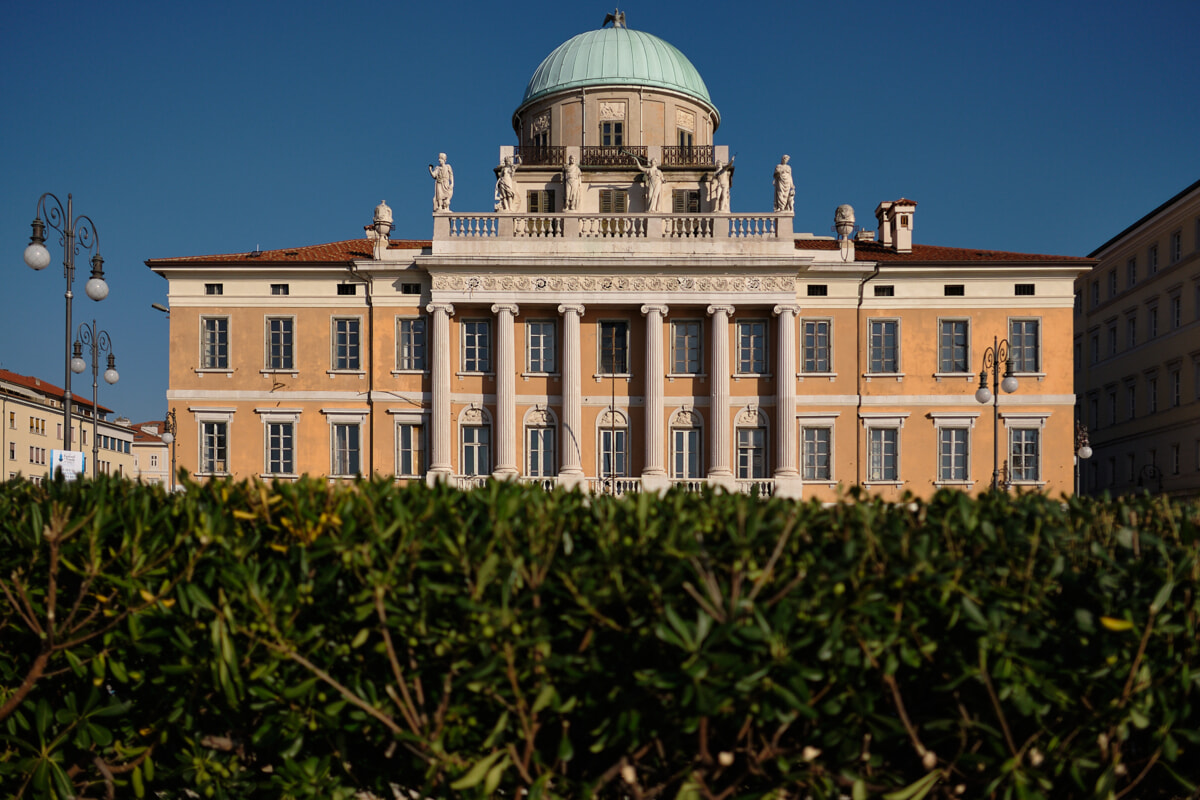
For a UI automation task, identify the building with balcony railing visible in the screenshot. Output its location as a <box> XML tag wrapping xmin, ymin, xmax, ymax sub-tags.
<box><xmin>148</xmin><ymin>17</ymin><xmax>1094</xmax><ymax>498</ymax></box>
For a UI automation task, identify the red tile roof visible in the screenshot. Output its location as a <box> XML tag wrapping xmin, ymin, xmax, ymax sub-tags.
<box><xmin>145</xmin><ymin>239</ymin><xmax>429</xmax><ymax>266</ymax></box>
<box><xmin>795</xmin><ymin>238</ymin><xmax>1096</xmax><ymax>264</ymax></box>
<box><xmin>0</xmin><ymin>369</ymin><xmax>113</xmax><ymax>414</ymax></box>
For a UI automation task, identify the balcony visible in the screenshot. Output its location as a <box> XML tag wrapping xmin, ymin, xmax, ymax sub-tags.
<box><xmin>515</xmin><ymin>146</ymin><xmax>565</xmax><ymax>166</ymax></box>
<box><xmin>661</xmin><ymin>145</ymin><xmax>715</xmax><ymax>167</ymax></box>
<box><xmin>588</xmin><ymin>477</ymin><xmax>642</xmax><ymax>496</ymax></box>
<box><xmin>435</xmin><ymin>211</ymin><xmax>793</xmax><ymax>245</ymax></box>
<box><xmin>581</xmin><ymin>146</ymin><xmax>646</xmax><ymax>167</ymax></box>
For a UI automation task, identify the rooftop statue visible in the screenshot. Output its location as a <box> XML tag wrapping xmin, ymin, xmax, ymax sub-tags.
<box><xmin>563</xmin><ymin>155</ymin><xmax>582</xmax><ymax>211</ymax></box>
<box><xmin>494</xmin><ymin>155</ymin><xmax>522</xmax><ymax>212</ymax></box>
<box><xmin>633</xmin><ymin>155</ymin><xmax>665</xmax><ymax>213</ymax></box>
<box><xmin>428</xmin><ymin>153</ymin><xmax>454</xmax><ymax>212</ymax></box>
<box><xmin>711</xmin><ymin>156</ymin><xmax>735</xmax><ymax>212</ymax></box>
<box><xmin>774</xmin><ymin>155</ymin><xmax>795</xmax><ymax>213</ymax></box>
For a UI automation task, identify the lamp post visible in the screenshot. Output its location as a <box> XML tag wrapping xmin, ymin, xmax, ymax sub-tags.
<box><xmin>1074</xmin><ymin>421</ymin><xmax>1092</xmax><ymax>496</ymax></box>
<box><xmin>974</xmin><ymin>336</ymin><xmax>1019</xmax><ymax>491</ymax></box>
<box><xmin>71</xmin><ymin>321</ymin><xmax>118</xmax><ymax>478</ymax></box>
<box><xmin>23</xmin><ymin>193</ymin><xmax>109</xmax><ymax>456</ymax></box>
<box><xmin>161</xmin><ymin>408</ymin><xmax>177</xmax><ymax>491</ymax></box>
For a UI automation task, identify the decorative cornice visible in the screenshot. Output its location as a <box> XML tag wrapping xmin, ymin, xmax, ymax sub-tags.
<box><xmin>432</xmin><ymin>274</ymin><xmax>794</xmax><ymax>293</ymax></box>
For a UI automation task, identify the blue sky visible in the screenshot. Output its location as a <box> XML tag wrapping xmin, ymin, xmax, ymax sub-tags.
<box><xmin>3</xmin><ymin>0</ymin><xmax>1198</xmax><ymax>426</ymax></box>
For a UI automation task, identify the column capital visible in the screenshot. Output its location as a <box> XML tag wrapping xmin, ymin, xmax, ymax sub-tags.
<box><xmin>773</xmin><ymin>304</ymin><xmax>801</xmax><ymax>317</ymax></box>
<box><xmin>491</xmin><ymin>303</ymin><xmax>520</xmax><ymax>316</ymax></box>
<box><xmin>706</xmin><ymin>304</ymin><xmax>735</xmax><ymax>317</ymax></box>
<box><xmin>558</xmin><ymin>303</ymin><xmax>586</xmax><ymax>316</ymax></box>
<box><xmin>640</xmin><ymin>304</ymin><xmax>669</xmax><ymax>317</ymax></box>
<box><xmin>426</xmin><ymin>302</ymin><xmax>455</xmax><ymax>317</ymax></box>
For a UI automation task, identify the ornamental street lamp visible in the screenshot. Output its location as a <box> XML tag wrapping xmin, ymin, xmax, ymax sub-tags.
<box><xmin>71</xmin><ymin>321</ymin><xmax>118</xmax><ymax>478</ymax></box>
<box><xmin>24</xmin><ymin>193</ymin><xmax>109</xmax><ymax>457</ymax></box>
<box><xmin>1074</xmin><ymin>421</ymin><xmax>1092</xmax><ymax>496</ymax></box>
<box><xmin>161</xmin><ymin>407</ymin><xmax>177</xmax><ymax>491</ymax></box>
<box><xmin>974</xmin><ymin>336</ymin><xmax>1019</xmax><ymax>491</ymax></box>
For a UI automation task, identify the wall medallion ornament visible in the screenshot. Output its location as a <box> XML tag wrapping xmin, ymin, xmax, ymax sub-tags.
<box><xmin>461</xmin><ymin>405</ymin><xmax>485</xmax><ymax>424</ymax></box>
<box><xmin>736</xmin><ymin>405</ymin><xmax>765</xmax><ymax>427</ymax></box>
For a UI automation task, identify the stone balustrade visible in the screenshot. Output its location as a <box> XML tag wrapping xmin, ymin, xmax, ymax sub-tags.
<box><xmin>434</xmin><ymin>212</ymin><xmax>793</xmax><ymax>243</ymax></box>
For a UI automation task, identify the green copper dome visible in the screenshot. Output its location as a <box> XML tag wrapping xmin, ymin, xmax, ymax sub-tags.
<box><xmin>518</xmin><ymin>26</ymin><xmax>718</xmax><ymax>122</ymax></box>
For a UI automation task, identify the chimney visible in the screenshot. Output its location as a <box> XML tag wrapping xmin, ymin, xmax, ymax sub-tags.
<box><xmin>874</xmin><ymin>202</ymin><xmax>893</xmax><ymax>247</ymax></box>
<box><xmin>891</xmin><ymin>198</ymin><xmax>917</xmax><ymax>253</ymax></box>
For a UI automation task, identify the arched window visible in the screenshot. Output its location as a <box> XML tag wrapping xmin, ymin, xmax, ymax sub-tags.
<box><xmin>524</xmin><ymin>406</ymin><xmax>558</xmax><ymax>478</ymax></box>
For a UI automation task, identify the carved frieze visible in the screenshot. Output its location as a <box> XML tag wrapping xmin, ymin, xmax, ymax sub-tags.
<box><xmin>676</xmin><ymin>108</ymin><xmax>695</xmax><ymax>132</ymax></box>
<box><xmin>599</xmin><ymin>101</ymin><xmax>626</xmax><ymax>121</ymax></box>
<box><xmin>532</xmin><ymin>112</ymin><xmax>550</xmax><ymax>134</ymax></box>
<box><xmin>736</xmin><ymin>405</ymin><xmax>765</xmax><ymax>427</ymax></box>
<box><xmin>598</xmin><ymin>409</ymin><xmax>628</xmax><ymax>427</ymax></box>
<box><xmin>433</xmin><ymin>274</ymin><xmax>795</xmax><ymax>293</ymax></box>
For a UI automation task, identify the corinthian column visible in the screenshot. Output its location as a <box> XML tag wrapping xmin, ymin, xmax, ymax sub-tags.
<box><xmin>492</xmin><ymin>303</ymin><xmax>519</xmax><ymax>478</ymax></box>
<box><xmin>773</xmin><ymin>304</ymin><xmax>802</xmax><ymax>498</ymax></box>
<box><xmin>640</xmin><ymin>304</ymin><xmax>669</xmax><ymax>492</ymax></box>
<box><xmin>557</xmin><ymin>304</ymin><xmax>586</xmax><ymax>488</ymax></box>
<box><xmin>426</xmin><ymin>302</ymin><xmax>455</xmax><ymax>483</ymax></box>
<box><xmin>707</xmin><ymin>305</ymin><xmax>735</xmax><ymax>484</ymax></box>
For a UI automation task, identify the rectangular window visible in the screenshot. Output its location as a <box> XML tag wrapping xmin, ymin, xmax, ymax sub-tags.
<box><xmin>874</xmin><ymin>285</ymin><xmax>895</xmax><ymax>297</ymax></box>
<box><xmin>598</xmin><ymin>189</ymin><xmax>628</xmax><ymax>214</ymax></box>
<box><xmin>201</xmin><ymin>421</ymin><xmax>228</xmax><ymax>474</ymax></box>
<box><xmin>271</xmin><ymin>283</ymin><xmax>289</xmax><ymax>296</ymax></box>
<box><xmin>205</xmin><ymin>283</ymin><xmax>223</xmax><ymax>295</ymax></box>
<box><xmin>802</xmin><ymin>319</ymin><xmax>831</xmax><ymax>373</ymax></box>
<box><xmin>1149</xmin><ymin>307</ymin><xmax>1158</xmax><ymax>338</ymax></box>
<box><xmin>527</xmin><ymin>428</ymin><xmax>556</xmax><ymax>477</ymax></box>
<box><xmin>1014</xmin><ymin>284</ymin><xmax>1035</xmax><ymax>296</ymax></box>
<box><xmin>738</xmin><ymin>427</ymin><xmax>769</xmax><ymax>480</ymax></box>
<box><xmin>671</xmin><ymin>320</ymin><xmax>702</xmax><ymax>374</ymax></box>
<box><xmin>672</xmin><ymin>190</ymin><xmax>700</xmax><ymax>213</ymax></box>
<box><xmin>527</xmin><ymin>190</ymin><xmax>556</xmax><ymax>213</ymax></box>
<box><xmin>202</xmin><ymin>317</ymin><xmax>229</xmax><ymax>369</ymax></box>
<box><xmin>397</xmin><ymin>317</ymin><xmax>427</xmax><ymax>371</ymax></box>
<box><xmin>807</xmin><ymin>285</ymin><xmax>828</xmax><ymax>297</ymax></box>
<box><xmin>1127</xmin><ymin>257</ymin><xmax>1137</xmax><ymax>288</ymax></box>
<box><xmin>1108</xmin><ymin>271</ymin><xmax>1117</xmax><ymax>298</ymax></box>
<box><xmin>869</xmin><ymin>320</ymin><xmax>899</xmax><ymax>373</ymax></box>
<box><xmin>938</xmin><ymin>428</ymin><xmax>969</xmax><ymax>482</ymax></box>
<box><xmin>462</xmin><ymin>319</ymin><xmax>491</xmax><ymax>373</ymax></box>
<box><xmin>332</xmin><ymin>423</ymin><xmax>360</xmax><ymax>475</ymax></box>
<box><xmin>1108</xmin><ymin>390</ymin><xmax>1117</xmax><ymax>425</ymax></box>
<box><xmin>461</xmin><ymin>425</ymin><xmax>491</xmax><ymax>476</ymax></box>
<box><xmin>400</xmin><ymin>283</ymin><xmax>421</xmax><ymax>295</ymax></box>
<box><xmin>599</xmin><ymin>121</ymin><xmax>623</xmax><ymax>147</ymax></box>
<box><xmin>736</xmin><ymin>320</ymin><xmax>768</xmax><ymax>374</ymax></box>
<box><xmin>397</xmin><ymin>423</ymin><xmax>424</xmax><ymax>477</ymax></box>
<box><xmin>677</xmin><ymin>129</ymin><xmax>693</xmax><ymax>148</ymax></box>
<box><xmin>868</xmin><ymin>428</ymin><xmax>898</xmax><ymax>482</ymax></box>
<box><xmin>1170</xmin><ymin>296</ymin><xmax>1181</xmax><ymax>329</ymax></box>
<box><xmin>267</xmin><ymin>422</ymin><xmax>294</xmax><ymax>474</ymax></box>
<box><xmin>939</xmin><ymin>320</ymin><xmax>969</xmax><ymax>373</ymax></box>
<box><xmin>1148</xmin><ymin>244</ymin><xmax>1158</xmax><ymax>274</ymax></box>
<box><xmin>1171</xmin><ymin>231</ymin><xmax>1182</xmax><ymax>263</ymax></box>
<box><xmin>672</xmin><ymin>427</ymin><xmax>702</xmax><ymax>480</ymax></box>
<box><xmin>1010</xmin><ymin>429</ymin><xmax>1040</xmax><ymax>482</ymax></box>
<box><xmin>599</xmin><ymin>428</ymin><xmax>627</xmax><ymax>478</ymax></box>
<box><xmin>1127</xmin><ymin>383</ymin><xmax>1136</xmax><ymax>420</ymax></box>
<box><xmin>1107</xmin><ymin>324</ymin><xmax>1118</xmax><ymax>356</ymax></box>
<box><xmin>337</xmin><ymin>283</ymin><xmax>357</xmax><ymax>296</ymax></box>
<box><xmin>266</xmin><ymin>317</ymin><xmax>293</xmax><ymax>370</ymax></box>
<box><xmin>527</xmin><ymin>320</ymin><xmax>557</xmax><ymax>373</ymax></box>
<box><xmin>944</xmin><ymin>285</ymin><xmax>965</xmax><ymax>297</ymax></box>
<box><xmin>333</xmin><ymin>318</ymin><xmax>361</xmax><ymax>370</ymax></box>
<box><xmin>1127</xmin><ymin>317</ymin><xmax>1137</xmax><ymax>348</ymax></box>
<box><xmin>1148</xmin><ymin>377</ymin><xmax>1158</xmax><ymax>413</ymax></box>
<box><xmin>599</xmin><ymin>321</ymin><xmax>629</xmax><ymax>374</ymax></box>
<box><xmin>801</xmin><ymin>428</ymin><xmax>830</xmax><ymax>481</ymax></box>
<box><xmin>1009</xmin><ymin>319</ymin><xmax>1039</xmax><ymax>372</ymax></box>
<box><xmin>1090</xmin><ymin>281</ymin><xmax>1099</xmax><ymax>308</ymax></box>
<box><xmin>1170</xmin><ymin>370</ymin><xmax>1181</xmax><ymax>407</ymax></box>
<box><xmin>7</xmin><ymin>412</ymin><xmax>13</xmax><ymax>429</ymax></box>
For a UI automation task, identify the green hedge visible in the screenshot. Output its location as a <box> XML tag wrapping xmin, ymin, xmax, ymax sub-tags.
<box><xmin>1</xmin><ymin>476</ymin><xmax>1198</xmax><ymax>799</ymax></box>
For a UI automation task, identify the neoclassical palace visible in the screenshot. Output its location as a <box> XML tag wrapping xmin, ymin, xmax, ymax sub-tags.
<box><xmin>148</xmin><ymin>19</ymin><xmax>1093</xmax><ymax>499</ymax></box>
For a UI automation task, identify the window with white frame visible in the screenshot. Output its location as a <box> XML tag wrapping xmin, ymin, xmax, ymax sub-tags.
<box><xmin>869</xmin><ymin>428</ymin><xmax>899</xmax><ymax>482</ymax></box>
<box><xmin>1108</xmin><ymin>270</ymin><xmax>1117</xmax><ymax>298</ymax></box>
<box><xmin>598</xmin><ymin>413</ymin><xmax>628</xmax><ymax>479</ymax></box>
<box><xmin>1171</xmin><ymin>231</ymin><xmax>1182</xmax><ymax>263</ymax></box>
<box><xmin>802</xmin><ymin>319</ymin><xmax>831</xmax><ymax>373</ymax></box>
<box><xmin>1148</xmin><ymin>244</ymin><xmax>1158</xmax><ymax>274</ymax></box>
<box><xmin>800</xmin><ymin>427</ymin><xmax>830</xmax><ymax>481</ymax></box>
<box><xmin>396</xmin><ymin>421</ymin><xmax>425</xmax><ymax>477</ymax></box>
<box><xmin>1170</xmin><ymin>369</ymin><xmax>1181</xmax><ymax>407</ymax></box>
<box><xmin>201</xmin><ymin>317</ymin><xmax>229</xmax><ymax>369</ymax></box>
<box><xmin>332</xmin><ymin>423</ymin><xmax>361</xmax><ymax>476</ymax></box>
<box><xmin>461</xmin><ymin>424</ymin><xmax>491</xmax><ymax>476</ymax></box>
<box><xmin>462</xmin><ymin>319</ymin><xmax>491</xmax><ymax>373</ymax></box>
<box><xmin>599</xmin><ymin>120</ymin><xmax>623</xmax><ymax>147</ymax></box>
<box><xmin>1148</xmin><ymin>376</ymin><xmax>1158</xmax><ymax>413</ymax></box>
<box><xmin>266</xmin><ymin>317</ymin><xmax>293</xmax><ymax>370</ymax></box>
<box><xmin>332</xmin><ymin>317</ymin><xmax>361</xmax><ymax>370</ymax></box>
<box><xmin>1127</xmin><ymin>257</ymin><xmax>1137</xmax><ymax>288</ymax></box>
<box><xmin>1009</xmin><ymin>428</ymin><xmax>1040</xmax><ymax>482</ymax></box>
<box><xmin>1009</xmin><ymin>319</ymin><xmax>1040</xmax><ymax>372</ymax></box>
<box><xmin>671</xmin><ymin>412</ymin><xmax>703</xmax><ymax>480</ymax></box>
<box><xmin>397</xmin><ymin>317</ymin><xmax>426</xmax><ymax>371</ymax></box>
<box><xmin>526</xmin><ymin>426</ymin><xmax>556</xmax><ymax>477</ymax></box>
<box><xmin>868</xmin><ymin>319</ymin><xmax>899</xmax><ymax>373</ymax></box>
<box><xmin>599</xmin><ymin>321</ymin><xmax>629</xmax><ymax>375</ymax></box>
<box><xmin>738</xmin><ymin>427</ymin><xmax>769</xmax><ymax>480</ymax></box>
<box><xmin>200</xmin><ymin>420</ymin><xmax>228</xmax><ymax>474</ymax></box>
<box><xmin>1126</xmin><ymin>382</ymin><xmax>1137</xmax><ymax>420</ymax></box>
<box><xmin>736</xmin><ymin>320</ymin><xmax>768</xmax><ymax>374</ymax></box>
<box><xmin>931</xmin><ymin>429</ymin><xmax>969</xmax><ymax>484</ymax></box>
<box><xmin>671</xmin><ymin>320</ymin><xmax>702</xmax><ymax>374</ymax></box>
<box><xmin>1126</xmin><ymin>315</ymin><xmax>1137</xmax><ymax>349</ymax></box>
<box><xmin>938</xmin><ymin>319</ymin><xmax>969</xmax><ymax>373</ymax></box>
<box><xmin>1148</xmin><ymin>305</ymin><xmax>1159</xmax><ymax>338</ymax></box>
<box><xmin>266</xmin><ymin>421</ymin><xmax>294</xmax><ymax>475</ymax></box>
<box><xmin>526</xmin><ymin>320</ymin><xmax>557</xmax><ymax>373</ymax></box>
<box><xmin>1170</xmin><ymin>295</ymin><xmax>1181</xmax><ymax>329</ymax></box>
